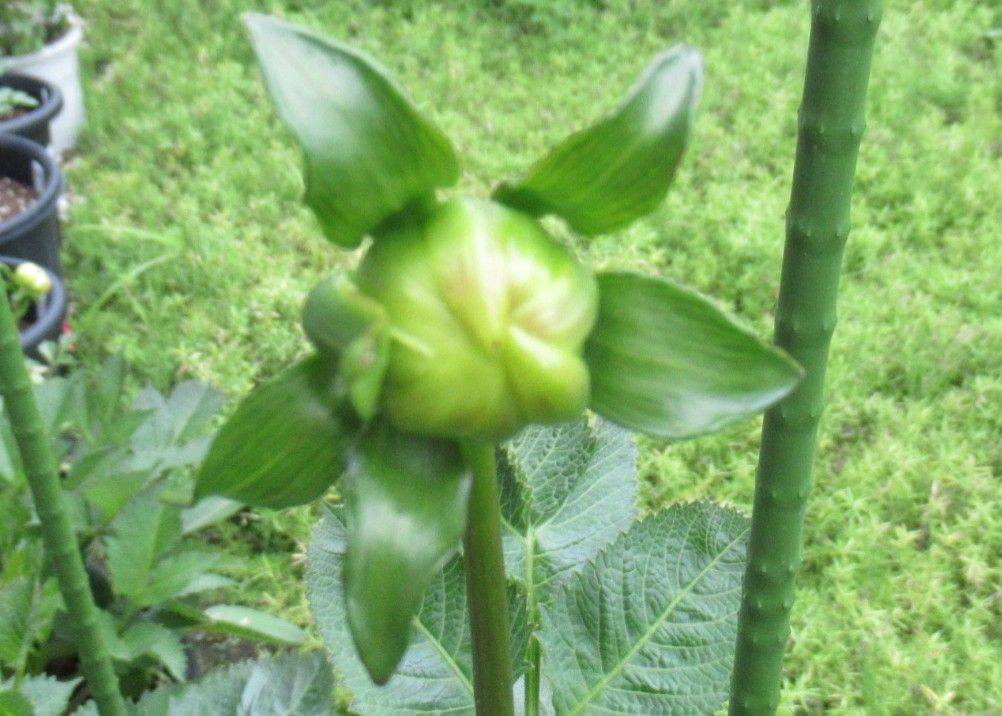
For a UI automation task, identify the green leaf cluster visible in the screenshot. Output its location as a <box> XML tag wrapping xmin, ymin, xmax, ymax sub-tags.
<box><xmin>0</xmin><ymin>360</ymin><xmax>303</xmax><ymax>708</ymax></box>
<box><xmin>0</xmin><ymin>1</ymin><xmax>71</xmax><ymax>57</ymax></box>
<box><xmin>192</xmin><ymin>13</ymin><xmax>803</xmax><ymax>706</ymax></box>
<box><xmin>307</xmin><ymin>420</ymin><xmax>749</xmax><ymax>714</ymax></box>
<box><xmin>73</xmin><ymin>652</ymin><xmax>335</xmax><ymax>716</ymax></box>
<box><xmin>0</xmin><ymin>86</ymin><xmax>38</xmax><ymax>118</ymax></box>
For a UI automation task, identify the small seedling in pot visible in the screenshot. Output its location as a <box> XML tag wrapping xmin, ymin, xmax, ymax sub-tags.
<box><xmin>0</xmin><ymin>85</ymin><xmax>38</xmax><ymax>119</ymax></box>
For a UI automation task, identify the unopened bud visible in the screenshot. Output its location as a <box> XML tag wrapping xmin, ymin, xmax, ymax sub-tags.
<box><xmin>14</xmin><ymin>262</ymin><xmax>52</xmax><ymax>296</ymax></box>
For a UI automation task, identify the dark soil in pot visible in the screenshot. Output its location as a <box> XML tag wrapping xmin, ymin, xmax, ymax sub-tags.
<box><xmin>0</xmin><ymin>134</ymin><xmax>63</xmax><ymax>274</ymax></box>
<box><xmin>0</xmin><ymin>175</ymin><xmax>38</xmax><ymax>221</ymax></box>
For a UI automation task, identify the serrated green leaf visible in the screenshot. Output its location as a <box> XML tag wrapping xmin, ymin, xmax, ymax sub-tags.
<box><xmin>493</xmin><ymin>46</ymin><xmax>702</xmax><ymax>235</ymax></box>
<box><xmin>129</xmin><ymin>381</ymin><xmax>224</xmax><ymax>473</ymax></box>
<box><xmin>175</xmin><ymin>573</ymin><xmax>234</xmax><ymax>597</ymax></box>
<box><xmin>586</xmin><ymin>272</ymin><xmax>802</xmax><ymax>438</ymax></box>
<box><xmin>307</xmin><ymin>510</ymin><xmax>528</xmax><ymax>714</ymax></box>
<box><xmin>500</xmin><ymin>418</ymin><xmax>637</xmax><ymax>594</ymax></box>
<box><xmin>540</xmin><ymin>503</ymin><xmax>748</xmax><ymax>715</ymax></box>
<box><xmin>105</xmin><ymin>486</ymin><xmax>182</xmax><ymax>601</ymax></box>
<box><xmin>121</xmin><ymin>622</ymin><xmax>187</xmax><ymax>681</ymax></box>
<box><xmin>77</xmin><ymin>468</ymin><xmax>150</xmax><ymax>525</ymax></box>
<box><xmin>245</xmin><ymin>13</ymin><xmax>460</xmax><ymax>248</ymax></box>
<box><xmin>499</xmin><ymin>419</ymin><xmax>636</xmax><ymax>716</ymax></box>
<box><xmin>3</xmin><ymin>675</ymin><xmax>80</xmax><ymax>716</ymax></box>
<box><xmin>0</xmin><ymin>576</ymin><xmax>59</xmax><ymax>674</ymax></box>
<box><xmin>180</xmin><ymin>496</ymin><xmax>242</xmax><ymax>535</ymax></box>
<box><xmin>90</xmin><ymin>356</ymin><xmax>128</xmax><ymax>429</ymax></box>
<box><xmin>195</xmin><ymin>357</ymin><xmax>350</xmax><ymax>509</ymax></box>
<box><xmin>0</xmin><ymin>689</ymin><xmax>32</xmax><ymax>716</ymax></box>
<box><xmin>238</xmin><ymin>652</ymin><xmax>334</xmax><ymax>715</ymax></box>
<box><xmin>0</xmin><ymin>578</ymin><xmax>31</xmax><ymax>667</ymax></box>
<box><xmin>142</xmin><ymin>551</ymin><xmax>220</xmax><ymax>606</ymax></box>
<box><xmin>341</xmin><ymin>424</ymin><xmax>471</xmax><ymax>683</ymax></box>
<box><xmin>98</xmin><ymin>653</ymin><xmax>333</xmax><ymax>716</ymax></box>
<box><xmin>200</xmin><ymin>605</ymin><xmax>307</xmax><ymax>646</ymax></box>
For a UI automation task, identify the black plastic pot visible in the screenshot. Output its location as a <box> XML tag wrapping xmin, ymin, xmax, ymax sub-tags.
<box><xmin>0</xmin><ymin>134</ymin><xmax>63</xmax><ymax>275</ymax></box>
<box><xmin>3</xmin><ymin>256</ymin><xmax>67</xmax><ymax>359</ymax></box>
<box><xmin>0</xmin><ymin>73</ymin><xmax>64</xmax><ymax>147</ymax></box>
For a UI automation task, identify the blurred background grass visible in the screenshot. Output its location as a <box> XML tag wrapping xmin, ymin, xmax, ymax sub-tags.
<box><xmin>62</xmin><ymin>0</ymin><xmax>1002</xmax><ymax>712</ymax></box>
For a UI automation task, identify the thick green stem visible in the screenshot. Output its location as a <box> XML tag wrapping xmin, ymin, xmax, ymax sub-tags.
<box><xmin>729</xmin><ymin>2</ymin><xmax>881</xmax><ymax>714</ymax></box>
<box><xmin>0</xmin><ymin>291</ymin><xmax>128</xmax><ymax>716</ymax></box>
<box><xmin>461</xmin><ymin>442</ymin><xmax>515</xmax><ymax>716</ymax></box>
<box><xmin>524</xmin><ymin>637</ymin><xmax>541</xmax><ymax>716</ymax></box>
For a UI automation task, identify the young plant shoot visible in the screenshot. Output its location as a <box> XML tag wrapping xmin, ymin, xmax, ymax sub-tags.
<box><xmin>196</xmin><ymin>14</ymin><xmax>802</xmax><ymax>715</ymax></box>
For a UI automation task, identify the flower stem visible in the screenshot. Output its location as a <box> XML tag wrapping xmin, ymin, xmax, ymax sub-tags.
<box><xmin>524</xmin><ymin>636</ymin><xmax>541</xmax><ymax>716</ymax></box>
<box><xmin>461</xmin><ymin>441</ymin><xmax>515</xmax><ymax>716</ymax></box>
<box><xmin>728</xmin><ymin>2</ymin><xmax>881</xmax><ymax>714</ymax></box>
<box><xmin>0</xmin><ymin>288</ymin><xmax>127</xmax><ymax>716</ymax></box>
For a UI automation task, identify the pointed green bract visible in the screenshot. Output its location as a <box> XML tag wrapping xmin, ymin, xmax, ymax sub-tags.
<box><xmin>194</xmin><ymin>357</ymin><xmax>350</xmax><ymax>509</ymax></box>
<box><xmin>585</xmin><ymin>272</ymin><xmax>802</xmax><ymax>438</ymax></box>
<box><xmin>341</xmin><ymin>424</ymin><xmax>472</xmax><ymax>684</ymax></box>
<box><xmin>540</xmin><ymin>503</ymin><xmax>748</xmax><ymax>715</ymax></box>
<box><xmin>493</xmin><ymin>46</ymin><xmax>702</xmax><ymax>235</ymax></box>
<box><xmin>245</xmin><ymin>13</ymin><xmax>460</xmax><ymax>248</ymax></box>
<box><xmin>307</xmin><ymin>510</ymin><xmax>527</xmax><ymax>714</ymax></box>
<box><xmin>302</xmin><ymin>274</ymin><xmax>390</xmax><ymax>420</ymax></box>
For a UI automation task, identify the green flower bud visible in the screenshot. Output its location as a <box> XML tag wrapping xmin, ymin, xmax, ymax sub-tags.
<box><xmin>13</xmin><ymin>262</ymin><xmax>52</xmax><ymax>296</ymax></box>
<box><xmin>355</xmin><ymin>198</ymin><xmax>598</xmax><ymax>440</ymax></box>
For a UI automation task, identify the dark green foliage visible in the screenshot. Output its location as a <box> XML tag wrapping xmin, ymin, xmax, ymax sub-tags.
<box><xmin>494</xmin><ymin>46</ymin><xmax>702</xmax><ymax>236</ymax></box>
<box><xmin>0</xmin><ymin>0</ymin><xmax>71</xmax><ymax>56</ymax></box>
<box><xmin>341</xmin><ymin>425</ymin><xmax>471</xmax><ymax>684</ymax></box>
<box><xmin>244</xmin><ymin>13</ymin><xmax>459</xmax><ymax>249</ymax></box>
<box><xmin>63</xmin><ymin>0</ymin><xmax>1002</xmax><ymax>710</ymax></box>
<box><xmin>585</xmin><ymin>272</ymin><xmax>801</xmax><ymax>438</ymax></box>
<box><xmin>73</xmin><ymin>652</ymin><xmax>335</xmax><ymax>716</ymax></box>
<box><xmin>307</xmin><ymin>421</ymin><xmax>747</xmax><ymax>715</ymax></box>
<box><xmin>541</xmin><ymin>503</ymin><xmax>748</xmax><ymax>715</ymax></box>
<box><xmin>0</xmin><ymin>361</ymin><xmax>304</xmax><ymax>709</ymax></box>
<box><xmin>195</xmin><ymin>356</ymin><xmax>350</xmax><ymax>509</ymax></box>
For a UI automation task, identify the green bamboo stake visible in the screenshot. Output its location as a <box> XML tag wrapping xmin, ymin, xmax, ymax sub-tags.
<box><xmin>729</xmin><ymin>2</ymin><xmax>881</xmax><ymax>714</ymax></box>
<box><xmin>0</xmin><ymin>289</ymin><xmax>128</xmax><ymax>716</ymax></box>
<box><xmin>461</xmin><ymin>442</ymin><xmax>515</xmax><ymax>716</ymax></box>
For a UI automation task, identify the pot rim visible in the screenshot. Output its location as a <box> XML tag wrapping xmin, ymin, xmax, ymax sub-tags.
<box><xmin>0</xmin><ymin>134</ymin><xmax>63</xmax><ymax>240</ymax></box>
<box><xmin>0</xmin><ymin>73</ymin><xmax>64</xmax><ymax>133</ymax></box>
<box><xmin>0</xmin><ymin>17</ymin><xmax>83</xmax><ymax>66</ymax></box>
<box><xmin>1</xmin><ymin>255</ymin><xmax>66</xmax><ymax>348</ymax></box>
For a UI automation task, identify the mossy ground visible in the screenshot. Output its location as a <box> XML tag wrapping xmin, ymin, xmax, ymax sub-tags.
<box><xmin>64</xmin><ymin>0</ymin><xmax>1001</xmax><ymax>712</ymax></box>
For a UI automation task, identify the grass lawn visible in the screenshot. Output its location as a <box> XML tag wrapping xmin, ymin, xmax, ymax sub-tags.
<box><xmin>62</xmin><ymin>0</ymin><xmax>1001</xmax><ymax>712</ymax></box>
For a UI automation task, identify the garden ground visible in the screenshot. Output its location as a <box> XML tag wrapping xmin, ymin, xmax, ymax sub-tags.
<box><xmin>63</xmin><ymin>0</ymin><xmax>1001</xmax><ymax>713</ymax></box>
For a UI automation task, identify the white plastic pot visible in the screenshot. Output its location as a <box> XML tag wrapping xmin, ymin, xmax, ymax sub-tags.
<box><xmin>2</xmin><ymin>19</ymin><xmax>85</xmax><ymax>155</ymax></box>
